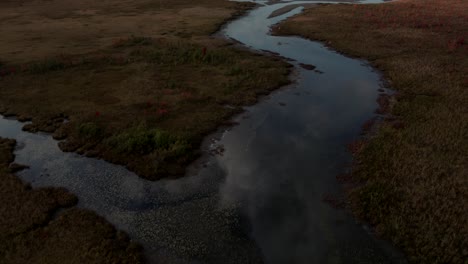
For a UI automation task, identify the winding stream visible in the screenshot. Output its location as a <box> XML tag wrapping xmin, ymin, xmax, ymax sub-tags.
<box><xmin>0</xmin><ymin>1</ymin><xmax>407</xmax><ymax>263</ymax></box>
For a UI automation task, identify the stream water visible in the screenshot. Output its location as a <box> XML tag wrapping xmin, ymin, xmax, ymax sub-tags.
<box><xmin>0</xmin><ymin>1</ymin><xmax>407</xmax><ymax>263</ymax></box>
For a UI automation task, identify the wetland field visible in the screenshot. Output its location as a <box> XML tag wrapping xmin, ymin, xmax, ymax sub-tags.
<box><xmin>0</xmin><ymin>0</ymin><xmax>466</xmax><ymax>263</ymax></box>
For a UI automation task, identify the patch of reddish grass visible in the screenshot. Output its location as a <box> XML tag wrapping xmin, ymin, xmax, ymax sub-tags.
<box><xmin>375</xmin><ymin>94</ymin><xmax>390</xmax><ymax>114</ymax></box>
<box><xmin>360</xmin><ymin>117</ymin><xmax>377</xmax><ymax>135</ymax></box>
<box><xmin>351</xmin><ymin>0</ymin><xmax>467</xmax><ymax>52</ymax></box>
<box><xmin>346</xmin><ymin>140</ymin><xmax>366</xmax><ymax>155</ymax></box>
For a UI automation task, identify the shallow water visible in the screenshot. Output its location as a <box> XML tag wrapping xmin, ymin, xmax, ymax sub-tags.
<box><xmin>0</xmin><ymin>1</ymin><xmax>406</xmax><ymax>263</ymax></box>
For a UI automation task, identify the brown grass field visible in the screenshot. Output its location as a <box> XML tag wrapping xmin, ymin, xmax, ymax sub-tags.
<box><xmin>0</xmin><ymin>0</ymin><xmax>290</xmax><ymax>180</ymax></box>
<box><xmin>274</xmin><ymin>0</ymin><xmax>467</xmax><ymax>263</ymax></box>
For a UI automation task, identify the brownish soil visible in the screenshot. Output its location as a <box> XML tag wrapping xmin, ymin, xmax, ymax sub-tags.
<box><xmin>0</xmin><ymin>0</ymin><xmax>291</xmax><ymax>180</ymax></box>
<box><xmin>0</xmin><ymin>137</ymin><xmax>144</xmax><ymax>264</ymax></box>
<box><xmin>273</xmin><ymin>0</ymin><xmax>467</xmax><ymax>263</ymax></box>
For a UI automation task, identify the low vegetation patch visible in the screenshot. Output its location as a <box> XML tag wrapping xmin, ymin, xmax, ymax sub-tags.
<box><xmin>274</xmin><ymin>0</ymin><xmax>467</xmax><ymax>263</ymax></box>
<box><xmin>78</xmin><ymin>122</ymin><xmax>103</xmax><ymax>139</ymax></box>
<box><xmin>106</xmin><ymin>124</ymin><xmax>190</xmax><ymax>157</ymax></box>
<box><xmin>0</xmin><ymin>32</ymin><xmax>290</xmax><ymax>181</ymax></box>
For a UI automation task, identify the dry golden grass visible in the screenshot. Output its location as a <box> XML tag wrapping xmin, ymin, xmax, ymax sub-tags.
<box><xmin>0</xmin><ymin>138</ymin><xmax>144</xmax><ymax>264</ymax></box>
<box><xmin>274</xmin><ymin>0</ymin><xmax>467</xmax><ymax>263</ymax></box>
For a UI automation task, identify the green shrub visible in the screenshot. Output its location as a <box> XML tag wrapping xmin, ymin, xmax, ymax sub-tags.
<box><xmin>107</xmin><ymin>125</ymin><xmax>190</xmax><ymax>156</ymax></box>
<box><xmin>78</xmin><ymin>122</ymin><xmax>103</xmax><ymax>139</ymax></box>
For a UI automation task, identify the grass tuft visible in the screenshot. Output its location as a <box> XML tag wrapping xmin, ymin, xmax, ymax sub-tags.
<box><xmin>78</xmin><ymin>122</ymin><xmax>103</xmax><ymax>139</ymax></box>
<box><xmin>106</xmin><ymin>124</ymin><xmax>189</xmax><ymax>156</ymax></box>
<box><xmin>112</xmin><ymin>35</ymin><xmax>153</xmax><ymax>48</ymax></box>
<box><xmin>27</xmin><ymin>58</ymin><xmax>67</xmax><ymax>74</ymax></box>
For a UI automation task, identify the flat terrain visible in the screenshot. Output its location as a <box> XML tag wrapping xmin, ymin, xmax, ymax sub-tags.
<box><xmin>274</xmin><ymin>0</ymin><xmax>467</xmax><ymax>263</ymax></box>
<box><xmin>0</xmin><ymin>137</ymin><xmax>144</xmax><ymax>263</ymax></box>
<box><xmin>0</xmin><ymin>0</ymin><xmax>290</xmax><ymax>180</ymax></box>
<box><xmin>0</xmin><ymin>0</ymin><xmax>251</xmax><ymax>63</ymax></box>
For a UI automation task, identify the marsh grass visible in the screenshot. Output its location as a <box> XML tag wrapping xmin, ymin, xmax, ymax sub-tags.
<box><xmin>227</xmin><ymin>65</ymin><xmax>244</xmax><ymax>76</ymax></box>
<box><xmin>112</xmin><ymin>35</ymin><xmax>153</xmax><ymax>48</ymax></box>
<box><xmin>78</xmin><ymin>122</ymin><xmax>103</xmax><ymax>139</ymax></box>
<box><xmin>129</xmin><ymin>40</ymin><xmax>235</xmax><ymax>66</ymax></box>
<box><xmin>274</xmin><ymin>1</ymin><xmax>467</xmax><ymax>263</ymax></box>
<box><xmin>0</xmin><ymin>37</ymin><xmax>290</xmax><ymax>180</ymax></box>
<box><xmin>106</xmin><ymin>124</ymin><xmax>189</xmax><ymax>156</ymax></box>
<box><xmin>27</xmin><ymin>58</ymin><xmax>68</xmax><ymax>74</ymax></box>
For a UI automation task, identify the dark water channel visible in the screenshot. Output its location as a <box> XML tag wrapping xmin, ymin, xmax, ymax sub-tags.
<box><xmin>0</xmin><ymin>0</ymin><xmax>407</xmax><ymax>263</ymax></box>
